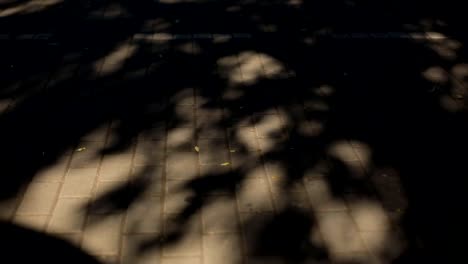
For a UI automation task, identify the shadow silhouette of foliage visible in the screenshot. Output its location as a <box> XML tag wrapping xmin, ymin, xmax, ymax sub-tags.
<box><xmin>1</xmin><ymin>0</ymin><xmax>468</xmax><ymax>263</ymax></box>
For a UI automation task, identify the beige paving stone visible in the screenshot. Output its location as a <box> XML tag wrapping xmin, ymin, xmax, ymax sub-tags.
<box><xmin>122</xmin><ymin>234</ymin><xmax>161</xmax><ymax>264</ymax></box>
<box><xmin>303</xmin><ymin>178</ymin><xmax>347</xmax><ymax>212</ymax></box>
<box><xmin>167</xmin><ymin>127</ymin><xmax>195</xmax><ymax>151</ymax></box>
<box><xmin>257</xmin><ymin>52</ymin><xmax>289</xmax><ymax>78</ymax></box>
<box><xmin>163</xmin><ymin>214</ymin><xmax>201</xmax><ymax>257</ymax></box>
<box><xmin>125</xmin><ymin>196</ymin><xmax>162</xmax><ymax>234</ymax></box>
<box><xmin>99</xmin><ymin>150</ymin><xmax>133</xmax><ymax>182</ymax></box>
<box><xmin>197</xmin><ymin>110</ymin><xmax>224</xmax><ymax>127</ymax></box>
<box><xmin>130</xmin><ymin>166</ymin><xmax>164</xmax><ymax>197</ymax></box>
<box><xmin>203</xmin><ymin>234</ymin><xmax>242</xmax><ymax>264</ymax></box>
<box><xmin>316</xmin><ymin>211</ymin><xmax>366</xmax><ymax>253</ymax></box>
<box><xmin>229</xmin><ymin>127</ymin><xmax>259</xmax><ymax>152</ymax></box>
<box><xmin>237</xmin><ymin>51</ymin><xmax>264</xmax><ymax>84</ymax></box>
<box><xmin>257</xmin><ymin>138</ymin><xmax>277</xmax><ymax>154</ymax></box>
<box><xmin>246</xmin><ymin>257</ymin><xmax>285</xmax><ymax>264</ymax></box>
<box><xmin>99</xmin><ymin>42</ymin><xmax>135</xmax><ymax>76</ymax></box>
<box><xmin>272</xmin><ymin>191</ymin><xmax>310</xmax><ymax>211</ymax></box>
<box><xmin>96</xmin><ymin>254</ymin><xmax>120</xmax><ymax>264</ymax></box>
<box><xmin>13</xmin><ymin>215</ymin><xmax>49</xmax><ymax>231</ymax></box>
<box><xmin>264</xmin><ymin>162</ymin><xmax>310</xmax><ymax>208</ymax></box>
<box><xmin>254</xmin><ymin>114</ymin><xmax>284</xmax><ymax>138</ymax></box>
<box><xmin>164</xmin><ymin>180</ymin><xmax>195</xmax><ymax>214</ymax></box>
<box><xmin>197</xmin><ymin>139</ymin><xmax>230</xmax><ymax>165</ymax></box>
<box><xmin>197</xmin><ymin>126</ymin><xmax>226</xmax><ymax>139</ymax></box>
<box><xmin>202</xmin><ymin>196</ymin><xmax>239</xmax><ymax>233</ymax></box>
<box><xmin>99</xmin><ymin>163</ymin><xmax>132</xmax><ymax>182</ymax></box>
<box><xmin>199</xmin><ymin>164</ymin><xmax>231</xmax><ymax>177</ymax></box>
<box><xmin>329</xmin><ymin>251</ymin><xmax>375</xmax><ymax>264</ymax></box>
<box><xmin>360</xmin><ymin>230</ymin><xmax>406</xmax><ymax>262</ymax></box>
<box><xmin>229</xmin><ymin>151</ymin><xmax>260</xmax><ymax>170</ymax></box>
<box><xmin>166</xmin><ymin>151</ymin><xmax>199</xmax><ymax>179</ymax></box>
<box><xmin>244</xmin><ymin>165</ymin><xmax>268</xmax><ymax>179</ymax></box>
<box><xmin>89</xmin><ymin>180</ymin><xmax>129</xmax><ymax>214</ymax></box>
<box><xmin>48</xmin><ymin>198</ymin><xmax>88</xmax><ymax>233</ymax></box>
<box><xmin>349</xmin><ymin>141</ymin><xmax>372</xmax><ymax>167</ymax></box>
<box><xmin>16</xmin><ymin>182</ymin><xmax>61</xmax><ymax>215</ymax></box>
<box><xmin>348</xmin><ymin>200</ymin><xmax>391</xmax><ymax>232</ymax></box>
<box><xmin>82</xmin><ymin>214</ymin><xmax>124</xmax><ymax>255</ymax></box>
<box><xmin>169</xmin><ymin>105</ymin><xmax>195</xmax><ymax>127</ymax></box>
<box><xmin>327</xmin><ymin>141</ymin><xmax>360</xmax><ymax>162</ymax></box>
<box><xmin>239</xmin><ymin>212</ymin><xmax>274</xmax><ymax>256</ymax></box>
<box><xmin>60</xmin><ymin>168</ymin><xmax>98</xmax><ymax>198</ymax></box>
<box><xmin>134</xmin><ymin>140</ymin><xmax>165</xmax><ymax>166</ymax></box>
<box><xmin>139</xmin><ymin>125</ymin><xmax>166</xmax><ymax>141</ymax></box>
<box><xmin>69</xmin><ymin>141</ymin><xmax>104</xmax><ymax>168</ymax></box>
<box><xmin>33</xmin><ymin>156</ymin><xmax>70</xmax><ymax>182</ymax></box>
<box><xmin>101</xmin><ymin>151</ymin><xmax>133</xmax><ymax>169</ymax></box>
<box><xmin>161</xmin><ymin>257</ymin><xmax>201</xmax><ymax>264</ymax></box>
<box><xmin>237</xmin><ymin>177</ymin><xmax>274</xmax><ymax>213</ymax></box>
<box><xmin>56</xmin><ymin>233</ymin><xmax>83</xmax><ymax>246</ymax></box>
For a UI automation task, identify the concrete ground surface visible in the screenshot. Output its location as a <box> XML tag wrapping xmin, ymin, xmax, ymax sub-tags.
<box><xmin>0</xmin><ymin>1</ymin><xmax>467</xmax><ymax>264</ymax></box>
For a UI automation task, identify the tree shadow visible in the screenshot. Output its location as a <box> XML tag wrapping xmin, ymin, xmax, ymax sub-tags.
<box><xmin>1</xmin><ymin>0</ymin><xmax>467</xmax><ymax>263</ymax></box>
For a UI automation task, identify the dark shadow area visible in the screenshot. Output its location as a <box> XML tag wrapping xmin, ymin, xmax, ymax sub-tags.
<box><xmin>0</xmin><ymin>220</ymin><xmax>101</xmax><ymax>263</ymax></box>
<box><xmin>1</xmin><ymin>0</ymin><xmax>468</xmax><ymax>263</ymax></box>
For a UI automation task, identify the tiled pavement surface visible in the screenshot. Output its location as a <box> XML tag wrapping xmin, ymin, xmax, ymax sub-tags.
<box><xmin>1</xmin><ymin>1</ymin><xmax>468</xmax><ymax>264</ymax></box>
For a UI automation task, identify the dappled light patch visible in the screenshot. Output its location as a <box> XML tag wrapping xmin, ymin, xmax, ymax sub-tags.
<box><xmin>256</xmin><ymin>53</ymin><xmax>289</xmax><ymax>78</ymax></box>
<box><xmin>316</xmin><ymin>211</ymin><xmax>366</xmax><ymax>253</ymax></box>
<box><xmin>348</xmin><ymin>140</ymin><xmax>372</xmax><ymax>169</ymax></box>
<box><xmin>422</xmin><ymin>66</ymin><xmax>449</xmax><ymax>84</ymax></box>
<box><xmin>217</xmin><ymin>54</ymin><xmax>244</xmax><ymax>85</ymax></box>
<box><xmin>237</xmin><ymin>126</ymin><xmax>261</xmax><ymax>151</ymax></box>
<box><xmin>423</xmin><ymin>63</ymin><xmax>468</xmax><ymax>112</ymax></box>
<box><xmin>254</xmin><ymin>114</ymin><xmax>286</xmax><ymax>139</ymax></box>
<box><xmin>424</xmin><ymin>32</ymin><xmax>462</xmax><ymax>60</ymax></box>
<box><xmin>239</xmin><ymin>52</ymin><xmax>284</xmax><ymax>82</ymax></box>
<box><xmin>305</xmin><ymin>177</ymin><xmax>347</xmax><ymax>212</ymax></box>
<box><xmin>167</xmin><ymin>127</ymin><xmax>195</xmax><ymax>150</ymax></box>
<box><xmin>347</xmin><ymin>200</ymin><xmax>390</xmax><ymax>232</ymax></box>
<box><xmin>217</xmin><ymin>51</ymin><xmax>288</xmax><ymax>86</ymax></box>
<box><xmin>0</xmin><ymin>0</ymin><xmax>62</xmax><ymax>17</ymax></box>
<box><xmin>202</xmin><ymin>196</ymin><xmax>239</xmax><ymax>233</ymax></box>
<box><xmin>327</xmin><ymin>140</ymin><xmax>359</xmax><ymax>163</ymax></box>
<box><xmin>96</xmin><ymin>42</ymin><xmax>137</xmax><ymax>76</ymax></box>
<box><xmin>237</xmin><ymin>177</ymin><xmax>274</xmax><ymax>213</ymax></box>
